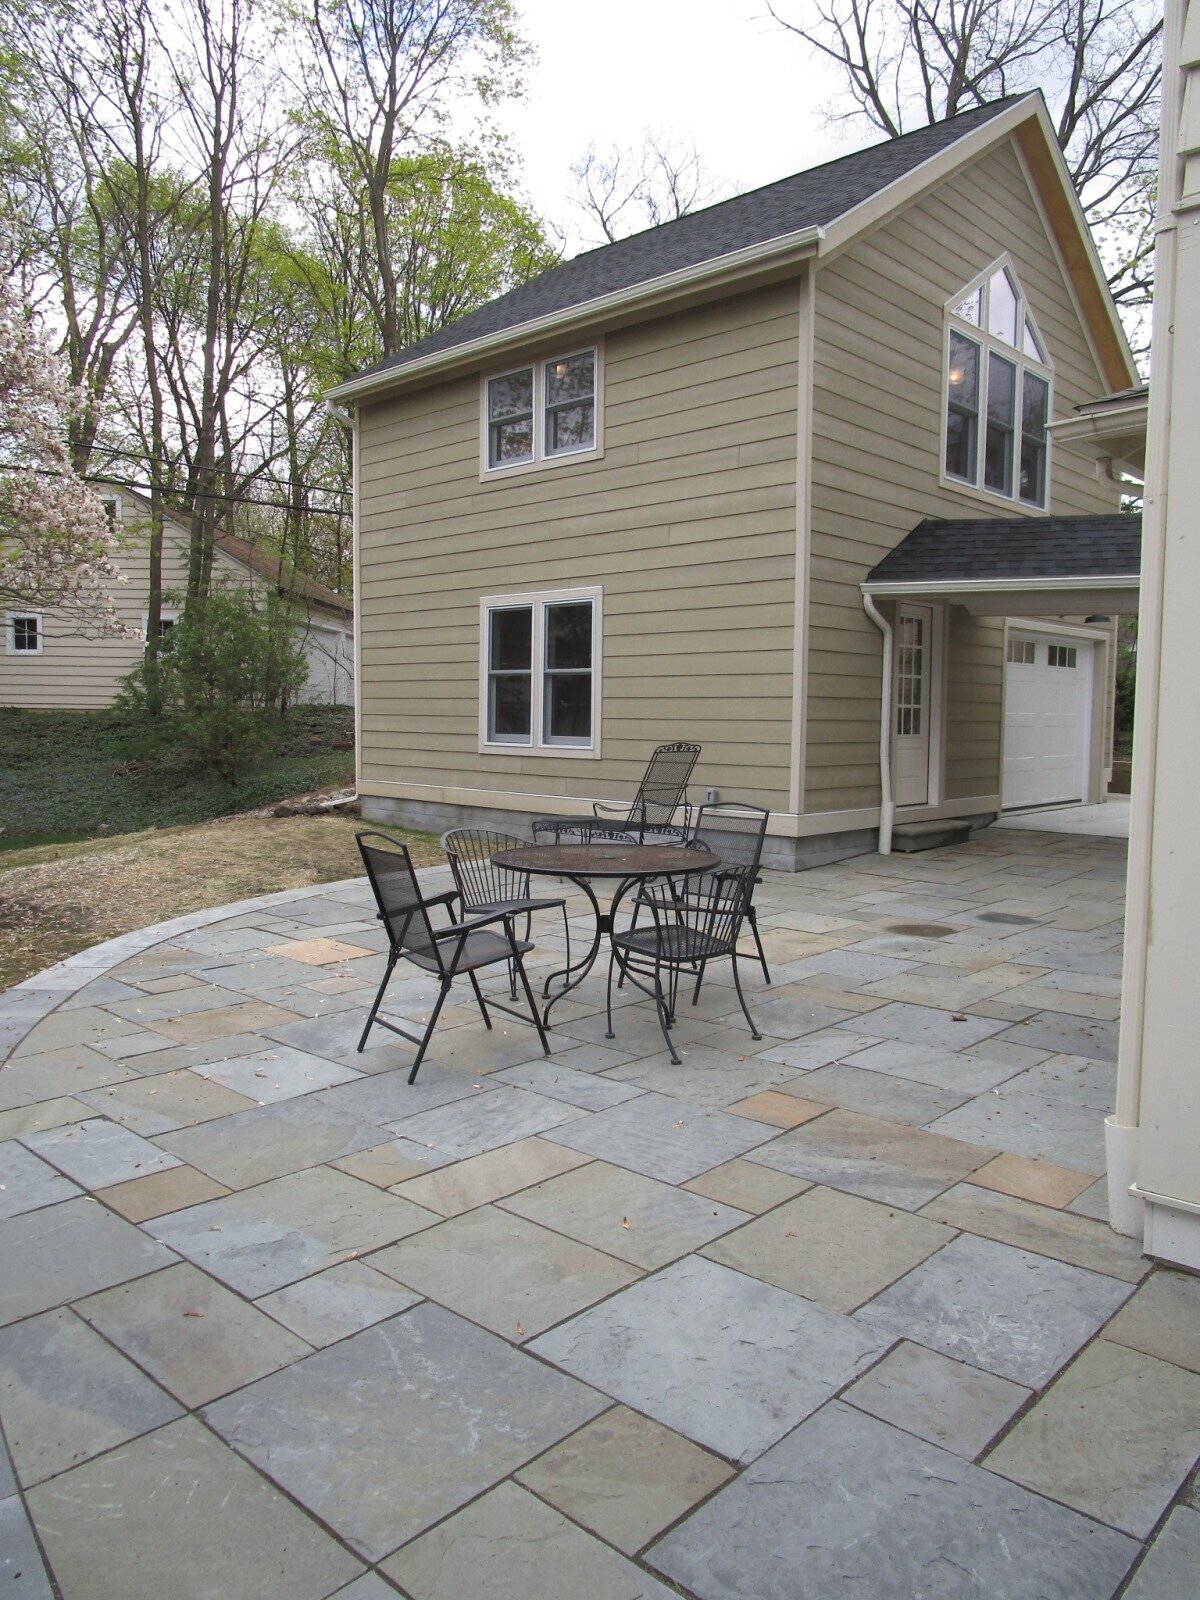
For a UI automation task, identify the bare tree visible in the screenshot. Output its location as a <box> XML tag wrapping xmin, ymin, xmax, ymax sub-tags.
<box><xmin>570</xmin><ymin>131</ymin><xmax>724</xmax><ymax>245</ymax></box>
<box><xmin>292</xmin><ymin>0</ymin><xmax>529</xmax><ymax>358</ymax></box>
<box><xmin>767</xmin><ymin>0</ymin><xmax>1162</xmax><ymax>308</ymax></box>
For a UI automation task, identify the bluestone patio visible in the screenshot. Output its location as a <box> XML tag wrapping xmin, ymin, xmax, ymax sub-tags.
<box><xmin>1</xmin><ymin>823</ymin><xmax>1198</xmax><ymax>1599</ymax></box>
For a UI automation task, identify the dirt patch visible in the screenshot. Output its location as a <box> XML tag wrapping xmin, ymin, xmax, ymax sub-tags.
<box><xmin>0</xmin><ymin>813</ymin><xmax>441</xmax><ymax>990</ymax></box>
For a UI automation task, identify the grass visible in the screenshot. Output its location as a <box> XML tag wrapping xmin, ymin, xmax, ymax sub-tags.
<box><xmin>0</xmin><ymin>705</ymin><xmax>357</xmax><ymax>845</ymax></box>
<box><xmin>0</xmin><ymin>813</ymin><xmax>442</xmax><ymax>990</ymax></box>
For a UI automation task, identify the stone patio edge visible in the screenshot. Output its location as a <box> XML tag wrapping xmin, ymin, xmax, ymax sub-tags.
<box><xmin>0</xmin><ymin>875</ymin><xmax>373</xmax><ymax>1062</ymax></box>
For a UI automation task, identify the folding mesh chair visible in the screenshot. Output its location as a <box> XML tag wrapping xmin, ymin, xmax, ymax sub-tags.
<box><xmin>356</xmin><ymin>831</ymin><xmax>550</xmax><ymax>1084</ymax></box>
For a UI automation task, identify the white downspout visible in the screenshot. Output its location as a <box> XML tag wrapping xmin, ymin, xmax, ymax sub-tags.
<box><xmin>862</xmin><ymin>590</ymin><xmax>894</xmax><ymax>855</ymax></box>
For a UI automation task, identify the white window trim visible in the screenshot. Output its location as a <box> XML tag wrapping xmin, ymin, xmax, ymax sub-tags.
<box><xmin>479</xmin><ymin>341</ymin><xmax>604</xmax><ymax>481</ymax></box>
<box><xmin>140</xmin><ymin>605</ymin><xmax>181</xmax><ymax>642</ymax></box>
<box><xmin>99</xmin><ymin>493</ymin><xmax>123</xmax><ymax>525</ymax></box>
<box><xmin>5</xmin><ymin>611</ymin><xmax>43</xmax><ymax>656</ymax></box>
<box><xmin>939</xmin><ymin>254</ymin><xmax>1053</xmax><ymax>514</ymax></box>
<box><xmin>478</xmin><ymin>585</ymin><xmax>603</xmax><ymax>758</ymax></box>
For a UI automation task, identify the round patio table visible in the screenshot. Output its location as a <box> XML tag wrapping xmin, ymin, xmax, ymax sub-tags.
<box><xmin>491</xmin><ymin>841</ymin><xmax>720</xmax><ymax>1025</ymax></box>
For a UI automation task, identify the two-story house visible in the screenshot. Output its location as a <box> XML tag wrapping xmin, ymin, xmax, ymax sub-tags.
<box><xmin>329</xmin><ymin>93</ymin><xmax>1140</xmax><ymax>866</ymax></box>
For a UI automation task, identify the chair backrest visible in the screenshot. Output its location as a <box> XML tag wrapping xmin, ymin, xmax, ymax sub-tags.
<box><xmin>357</xmin><ymin>831</ymin><xmax>443</xmax><ymax>969</ymax></box>
<box><xmin>441</xmin><ymin>827</ymin><xmax>529</xmax><ymax>909</ymax></box>
<box><xmin>691</xmin><ymin>802</ymin><xmax>769</xmax><ymax>870</ymax></box>
<box><xmin>626</xmin><ymin>742</ymin><xmax>701</xmax><ymax>831</ymax></box>
<box><xmin>644</xmin><ymin>861</ymin><xmax>757</xmax><ymax>954</ymax></box>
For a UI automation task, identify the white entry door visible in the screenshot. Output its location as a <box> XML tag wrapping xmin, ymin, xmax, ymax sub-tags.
<box><xmin>1003</xmin><ymin>633</ymin><xmax>1092</xmax><ymax>808</ymax></box>
<box><xmin>893</xmin><ymin>605</ymin><xmax>932</xmax><ymax>807</ymax></box>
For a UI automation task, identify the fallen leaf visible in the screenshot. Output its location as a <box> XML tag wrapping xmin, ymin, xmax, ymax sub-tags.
<box><xmin>672</xmin><ymin>1120</ymin><xmax>685</xmax><ymax>1129</ymax></box>
<box><xmin>254</xmin><ymin>1068</ymin><xmax>269</xmax><ymax>1079</ymax></box>
<box><xmin>208</xmin><ymin>1225</ymin><xmax>223</xmax><ymax>1232</ymax></box>
<box><xmin>952</xmin><ymin>1014</ymin><xmax>968</xmax><ymax>1022</ymax></box>
<box><xmin>183</xmin><ymin>1310</ymin><xmax>205</xmax><ymax>1319</ymax></box>
<box><xmin>621</xmin><ymin>1216</ymin><xmax>631</xmax><ymax>1230</ymax></box>
<box><xmin>516</xmin><ymin>1322</ymin><xmax>525</xmax><ymax>1338</ymax></box>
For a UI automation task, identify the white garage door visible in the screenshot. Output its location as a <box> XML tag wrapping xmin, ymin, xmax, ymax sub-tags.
<box><xmin>1003</xmin><ymin>633</ymin><xmax>1092</xmax><ymax>809</ymax></box>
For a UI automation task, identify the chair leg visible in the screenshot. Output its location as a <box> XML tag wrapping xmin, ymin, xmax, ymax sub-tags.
<box><xmin>358</xmin><ymin>950</ymin><xmax>397</xmax><ymax>1052</ymax></box>
<box><xmin>748</xmin><ymin>905</ymin><xmax>771</xmax><ymax>985</ymax></box>
<box><xmin>408</xmin><ymin>979</ymin><xmax>451</xmax><ymax>1085</ymax></box>
<box><xmin>605</xmin><ymin>945</ymin><xmax>619</xmax><ymax>1040</ymax></box>
<box><xmin>467</xmin><ymin>970</ymin><xmax>492</xmax><ymax>1030</ymax></box>
<box><xmin>730</xmin><ymin>951</ymin><xmax>762</xmax><ymax>1043</ymax></box>
<box><xmin>652</xmin><ymin>962</ymin><xmax>681</xmax><ymax>1065</ymax></box>
<box><xmin>692</xmin><ymin>960</ymin><xmax>707</xmax><ymax>1005</ymax></box>
<box><xmin>512</xmin><ymin>947</ymin><xmax>552</xmax><ymax>1057</ymax></box>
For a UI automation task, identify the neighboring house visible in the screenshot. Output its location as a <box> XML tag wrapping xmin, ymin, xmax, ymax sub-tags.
<box><xmin>329</xmin><ymin>92</ymin><xmax>1140</xmax><ymax>867</ymax></box>
<box><xmin>1</xmin><ymin>487</ymin><xmax>354</xmax><ymax>710</ymax></box>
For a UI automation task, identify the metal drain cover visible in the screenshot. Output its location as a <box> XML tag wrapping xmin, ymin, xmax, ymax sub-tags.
<box><xmin>886</xmin><ymin>922</ymin><xmax>957</xmax><ymax>938</ymax></box>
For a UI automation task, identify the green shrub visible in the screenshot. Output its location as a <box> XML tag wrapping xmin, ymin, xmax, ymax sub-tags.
<box><xmin>118</xmin><ymin>586</ymin><xmax>310</xmax><ymax>782</ymax></box>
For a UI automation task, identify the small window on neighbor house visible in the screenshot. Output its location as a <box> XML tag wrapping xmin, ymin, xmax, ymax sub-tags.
<box><xmin>484</xmin><ymin>348</ymin><xmax>598</xmax><ymax>473</ymax></box>
<box><xmin>141</xmin><ymin>609</ymin><xmax>180</xmax><ymax>644</ymax></box>
<box><xmin>481</xmin><ymin>588</ymin><xmax>600</xmax><ymax>751</ymax></box>
<box><xmin>944</xmin><ymin>259</ymin><xmax>1052</xmax><ymax>509</ymax></box>
<box><xmin>7</xmin><ymin>613</ymin><xmax>42</xmax><ymax>655</ymax></box>
<box><xmin>1049</xmin><ymin>645</ymin><xmax>1078</xmax><ymax>668</ymax></box>
<box><xmin>1007</xmin><ymin>638</ymin><xmax>1036</xmax><ymax>664</ymax></box>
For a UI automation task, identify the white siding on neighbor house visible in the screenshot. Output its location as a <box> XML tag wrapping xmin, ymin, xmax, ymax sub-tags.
<box><xmin>804</xmin><ymin>140</ymin><xmax>1124</xmax><ymax>817</ymax></box>
<box><xmin>355</xmin><ymin>283</ymin><xmax>801</xmax><ymax>816</ymax></box>
<box><xmin>0</xmin><ymin>508</ymin><xmax>352</xmax><ymax>710</ymax></box>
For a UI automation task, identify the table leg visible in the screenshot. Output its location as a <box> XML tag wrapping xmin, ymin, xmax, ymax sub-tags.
<box><xmin>541</xmin><ymin>873</ymin><xmax>607</xmax><ymax>1023</ymax></box>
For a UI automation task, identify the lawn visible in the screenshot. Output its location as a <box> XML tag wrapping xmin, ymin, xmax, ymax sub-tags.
<box><xmin>0</xmin><ymin>813</ymin><xmax>442</xmax><ymax>989</ymax></box>
<box><xmin>0</xmin><ymin>704</ymin><xmax>358</xmax><ymax>849</ymax></box>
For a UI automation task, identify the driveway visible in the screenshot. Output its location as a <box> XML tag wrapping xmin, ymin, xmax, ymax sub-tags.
<box><xmin>1</xmin><ymin>823</ymin><xmax>1198</xmax><ymax>1599</ymax></box>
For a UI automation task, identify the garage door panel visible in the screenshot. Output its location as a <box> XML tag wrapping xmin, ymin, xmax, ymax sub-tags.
<box><xmin>1003</xmin><ymin>635</ymin><xmax>1090</xmax><ymax>809</ymax></box>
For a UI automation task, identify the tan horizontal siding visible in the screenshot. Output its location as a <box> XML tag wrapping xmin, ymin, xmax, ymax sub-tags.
<box><xmin>356</xmin><ymin>283</ymin><xmax>801</xmax><ymax>812</ymax></box>
<box><xmin>804</xmin><ymin>139</ymin><xmax>1122</xmax><ymax>815</ymax></box>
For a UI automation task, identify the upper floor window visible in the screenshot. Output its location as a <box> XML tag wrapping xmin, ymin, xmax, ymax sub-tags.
<box><xmin>480</xmin><ymin>586</ymin><xmax>601</xmax><ymax>755</ymax></box>
<box><xmin>944</xmin><ymin>260</ymin><xmax>1051</xmax><ymax>510</ymax></box>
<box><xmin>6</xmin><ymin>613</ymin><xmax>43</xmax><ymax>655</ymax></box>
<box><xmin>484</xmin><ymin>348</ymin><xmax>599</xmax><ymax>474</ymax></box>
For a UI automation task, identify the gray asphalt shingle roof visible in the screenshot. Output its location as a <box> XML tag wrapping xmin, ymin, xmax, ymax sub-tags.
<box><xmin>867</xmin><ymin>515</ymin><xmax>1142</xmax><ymax>584</ymax></box>
<box><xmin>358</xmin><ymin>97</ymin><xmax>1026</xmax><ymax>381</ymax></box>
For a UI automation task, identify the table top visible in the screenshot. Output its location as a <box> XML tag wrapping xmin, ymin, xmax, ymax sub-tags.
<box><xmin>492</xmin><ymin>842</ymin><xmax>720</xmax><ymax>879</ymax></box>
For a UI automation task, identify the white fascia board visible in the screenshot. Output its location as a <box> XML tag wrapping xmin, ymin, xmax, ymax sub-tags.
<box><xmin>325</xmin><ymin>225</ymin><xmax>824</xmax><ymax>404</ymax></box>
<box><xmin>861</xmin><ymin>575</ymin><xmax>1139</xmax><ymax>597</ymax></box>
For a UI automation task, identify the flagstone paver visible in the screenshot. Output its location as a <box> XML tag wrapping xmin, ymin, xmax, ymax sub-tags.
<box><xmin>647</xmin><ymin>1401</ymin><xmax>1138</xmax><ymax>1600</ymax></box>
<box><xmin>3</xmin><ymin>829</ymin><xmax>1197</xmax><ymax>1599</ymax></box>
<box><xmin>1122</xmin><ymin>1507</ymin><xmax>1200</xmax><ymax>1600</ymax></box>
<box><xmin>843</xmin><ymin>1339</ymin><xmax>1031</xmax><ymax>1457</ymax></box>
<box><xmin>77</xmin><ymin>1261</ymin><xmax>312</xmax><ymax>1405</ymax></box>
<box><xmin>531</xmin><ymin>1255</ymin><xmax>890</xmax><ymax>1463</ymax></box>
<box><xmin>0</xmin><ymin>1307</ymin><xmax>181</xmax><ymax>1485</ymax></box>
<box><xmin>856</xmin><ymin>1232</ymin><xmax>1133</xmax><ymax>1386</ymax></box>
<box><xmin>22</xmin><ymin>1117</ymin><xmax>181</xmax><ymax>1188</ymax></box>
<box><xmin>514</xmin><ymin>1405</ymin><xmax>734</xmax><ymax>1553</ymax></box>
<box><xmin>988</xmin><ymin>1340</ymin><xmax>1200</xmax><ymax>1537</ymax></box>
<box><xmin>204</xmin><ymin>1305</ymin><xmax>608</xmax><ymax>1560</ymax></box>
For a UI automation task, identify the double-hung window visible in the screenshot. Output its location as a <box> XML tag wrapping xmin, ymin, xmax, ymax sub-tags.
<box><xmin>943</xmin><ymin>260</ymin><xmax>1051</xmax><ymax>509</ymax></box>
<box><xmin>6</xmin><ymin>613</ymin><xmax>42</xmax><ymax>655</ymax></box>
<box><xmin>481</xmin><ymin>587</ymin><xmax>601</xmax><ymax>754</ymax></box>
<box><xmin>484</xmin><ymin>348</ymin><xmax>599</xmax><ymax>474</ymax></box>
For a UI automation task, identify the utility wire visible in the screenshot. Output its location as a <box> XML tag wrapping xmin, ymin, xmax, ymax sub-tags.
<box><xmin>5</xmin><ymin>462</ymin><xmax>352</xmax><ymax>519</ymax></box>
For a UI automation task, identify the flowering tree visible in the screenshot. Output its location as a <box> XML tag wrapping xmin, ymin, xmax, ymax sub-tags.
<box><xmin>0</xmin><ymin>257</ymin><xmax>125</xmax><ymax>633</ymax></box>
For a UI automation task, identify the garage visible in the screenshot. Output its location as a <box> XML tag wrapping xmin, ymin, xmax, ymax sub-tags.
<box><xmin>1002</xmin><ymin>632</ymin><xmax>1093</xmax><ymax>809</ymax></box>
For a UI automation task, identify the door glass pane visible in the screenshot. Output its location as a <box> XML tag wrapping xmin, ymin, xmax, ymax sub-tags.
<box><xmin>988</xmin><ymin>268</ymin><xmax>1019</xmax><ymax>345</ymax></box>
<box><xmin>896</xmin><ymin>615</ymin><xmax>924</xmax><ymax>737</ymax></box>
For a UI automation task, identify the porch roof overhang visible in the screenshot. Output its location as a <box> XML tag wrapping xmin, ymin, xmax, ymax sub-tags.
<box><xmin>862</xmin><ymin>513</ymin><xmax>1141</xmax><ymax>615</ymax></box>
<box><xmin>1046</xmin><ymin>388</ymin><xmax>1148</xmax><ymax>483</ymax></box>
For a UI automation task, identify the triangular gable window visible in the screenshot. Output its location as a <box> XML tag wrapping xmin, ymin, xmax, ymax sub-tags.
<box><xmin>943</xmin><ymin>258</ymin><xmax>1052</xmax><ymax>509</ymax></box>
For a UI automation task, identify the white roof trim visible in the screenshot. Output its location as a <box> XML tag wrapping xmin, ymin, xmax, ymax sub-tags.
<box><xmin>327</xmin><ymin>224</ymin><xmax>825</xmax><ymax>402</ymax></box>
<box><xmin>862</xmin><ymin>574</ymin><xmax>1139</xmax><ymax>597</ymax></box>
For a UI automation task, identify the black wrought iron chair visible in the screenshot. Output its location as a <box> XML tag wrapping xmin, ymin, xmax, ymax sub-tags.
<box><xmin>593</xmin><ymin>740</ymin><xmax>701</xmax><ymax>841</ymax></box>
<box><xmin>531</xmin><ymin>742</ymin><xmax>701</xmax><ymax>845</ymax></box>
<box><xmin>685</xmin><ymin>802</ymin><xmax>772</xmax><ymax>995</ymax></box>
<box><xmin>607</xmin><ymin>863</ymin><xmax>761</xmax><ymax>1063</ymax></box>
<box><xmin>356</xmin><ymin>831</ymin><xmax>550</xmax><ymax>1084</ymax></box>
<box><xmin>441</xmin><ymin>828</ymin><xmax>570</xmax><ymax>998</ymax></box>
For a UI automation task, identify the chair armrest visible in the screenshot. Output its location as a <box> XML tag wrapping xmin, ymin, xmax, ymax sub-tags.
<box><xmin>591</xmin><ymin>800</ymin><xmax>628</xmax><ymax>820</ymax></box>
<box><xmin>432</xmin><ymin>907</ymin><xmax>513</xmax><ymax>940</ymax></box>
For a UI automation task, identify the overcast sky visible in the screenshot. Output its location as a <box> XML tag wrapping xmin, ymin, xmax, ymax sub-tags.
<box><xmin>496</xmin><ymin>0</ymin><xmax>852</xmax><ymax>252</ymax></box>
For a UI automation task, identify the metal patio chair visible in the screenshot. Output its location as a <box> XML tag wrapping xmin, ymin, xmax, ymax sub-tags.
<box><xmin>594</xmin><ymin>740</ymin><xmax>702</xmax><ymax>841</ymax></box>
<box><xmin>607</xmin><ymin>862</ymin><xmax>762</xmax><ymax>1063</ymax></box>
<box><xmin>685</xmin><ymin>802</ymin><xmax>772</xmax><ymax>996</ymax></box>
<box><xmin>441</xmin><ymin>828</ymin><xmax>570</xmax><ymax>998</ymax></box>
<box><xmin>356</xmin><ymin>831</ymin><xmax>550</xmax><ymax>1084</ymax></box>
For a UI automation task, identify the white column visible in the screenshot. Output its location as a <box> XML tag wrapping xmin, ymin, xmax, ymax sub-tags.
<box><xmin>1110</xmin><ymin>0</ymin><xmax>1200</xmax><ymax>1266</ymax></box>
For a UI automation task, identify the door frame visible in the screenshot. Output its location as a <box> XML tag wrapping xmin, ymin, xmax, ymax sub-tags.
<box><xmin>891</xmin><ymin>602</ymin><xmax>945</xmax><ymax>810</ymax></box>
